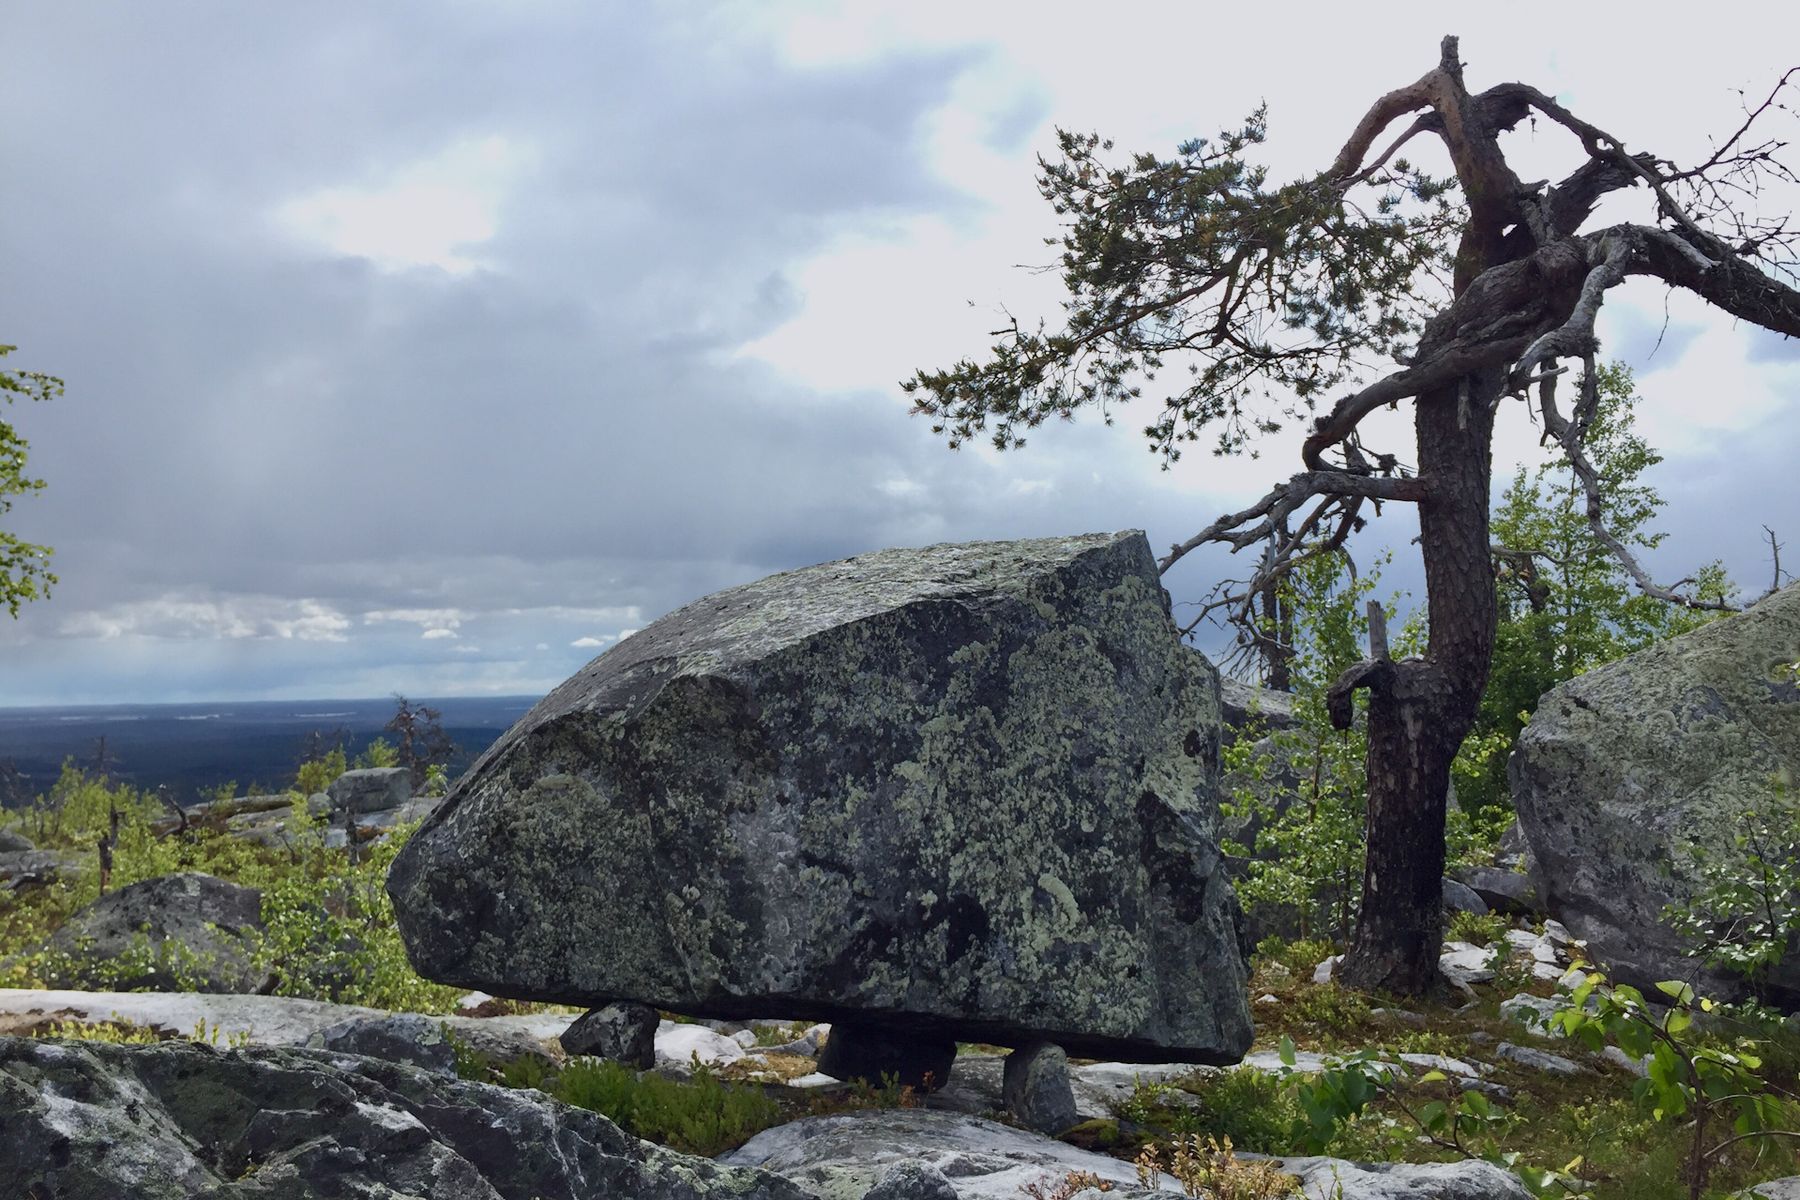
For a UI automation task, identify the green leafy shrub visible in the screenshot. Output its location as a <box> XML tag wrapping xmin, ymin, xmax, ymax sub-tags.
<box><xmin>553</xmin><ymin>1057</ymin><xmax>782</xmax><ymax>1156</ymax></box>
<box><xmin>1549</xmin><ymin>967</ymin><xmax>1800</xmax><ymax>1199</ymax></box>
<box><xmin>1174</xmin><ymin>1067</ymin><xmax>1304</xmax><ymax>1153</ymax></box>
<box><xmin>1448</xmin><ymin>910</ymin><xmax>1509</xmax><ymax>949</ymax></box>
<box><xmin>1664</xmin><ymin>785</ymin><xmax>1800</xmax><ymax>992</ymax></box>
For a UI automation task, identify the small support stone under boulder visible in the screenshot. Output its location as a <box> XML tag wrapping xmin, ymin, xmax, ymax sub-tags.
<box><xmin>1002</xmin><ymin>1041</ymin><xmax>1079</xmax><ymax>1134</ymax></box>
<box><xmin>560</xmin><ymin>1001</ymin><xmax>658</xmax><ymax>1069</ymax></box>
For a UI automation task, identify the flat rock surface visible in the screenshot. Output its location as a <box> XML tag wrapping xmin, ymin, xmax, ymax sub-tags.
<box><xmin>718</xmin><ymin>1108</ymin><xmax>1172</xmax><ymax>1200</ymax></box>
<box><xmin>390</xmin><ymin>531</ymin><xmax>1251</xmax><ymax>1062</ymax></box>
<box><xmin>0</xmin><ymin>989</ymin><xmax>566</xmax><ymax>1064</ymax></box>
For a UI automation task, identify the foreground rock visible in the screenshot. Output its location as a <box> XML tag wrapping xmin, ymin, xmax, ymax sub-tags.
<box><xmin>391</xmin><ymin>532</ymin><xmax>1252</xmax><ymax>1064</ymax></box>
<box><xmin>722</xmin><ymin>1108</ymin><xmax>1533</xmax><ymax>1200</ymax></box>
<box><xmin>1512</xmin><ymin>581</ymin><xmax>1800</xmax><ymax>1000</ymax></box>
<box><xmin>0</xmin><ymin>1036</ymin><xmax>809</xmax><ymax>1200</ymax></box>
<box><xmin>719</xmin><ymin>1109</ymin><xmax>1161</xmax><ymax>1199</ymax></box>
<box><xmin>41</xmin><ymin>872</ymin><xmax>270</xmax><ymax>993</ymax></box>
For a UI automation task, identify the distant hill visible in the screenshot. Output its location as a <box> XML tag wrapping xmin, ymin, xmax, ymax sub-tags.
<box><xmin>0</xmin><ymin>696</ymin><xmax>537</xmax><ymax>806</ymax></box>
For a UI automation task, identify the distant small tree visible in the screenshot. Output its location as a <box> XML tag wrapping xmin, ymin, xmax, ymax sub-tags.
<box><xmin>384</xmin><ymin>695</ymin><xmax>457</xmax><ymax>792</ymax></box>
<box><xmin>0</xmin><ymin>345</ymin><xmax>60</xmax><ymax>617</ymax></box>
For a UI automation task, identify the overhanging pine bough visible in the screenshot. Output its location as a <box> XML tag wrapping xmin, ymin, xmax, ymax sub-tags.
<box><xmin>905</xmin><ymin>37</ymin><xmax>1800</xmax><ymax>997</ymax></box>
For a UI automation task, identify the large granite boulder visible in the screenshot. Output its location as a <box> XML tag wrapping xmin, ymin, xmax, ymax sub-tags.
<box><xmin>390</xmin><ymin>531</ymin><xmax>1253</xmax><ymax>1064</ymax></box>
<box><xmin>1512</xmin><ymin>582</ymin><xmax>1800</xmax><ymax>1001</ymax></box>
<box><xmin>40</xmin><ymin>872</ymin><xmax>271</xmax><ymax>993</ymax></box>
<box><xmin>0</xmin><ymin>1036</ymin><xmax>808</xmax><ymax>1200</ymax></box>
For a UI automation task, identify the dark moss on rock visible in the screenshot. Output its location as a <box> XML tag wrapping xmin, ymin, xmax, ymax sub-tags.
<box><xmin>388</xmin><ymin>531</ymin><xmax>1253</xmax><ymax>1063</ymax></box>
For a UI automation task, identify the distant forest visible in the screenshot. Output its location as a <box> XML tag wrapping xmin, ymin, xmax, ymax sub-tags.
<box><xmin>0</xmin><ymin>696</ymin><xmax>534</xmax><ymax>806</ymax></box>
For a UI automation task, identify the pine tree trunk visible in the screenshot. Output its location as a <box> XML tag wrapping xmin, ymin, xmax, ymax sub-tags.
<box><xmin>1338</xmin><ymin>370</ymin><xmax>1501</xmax><ymax>997</ymax></box>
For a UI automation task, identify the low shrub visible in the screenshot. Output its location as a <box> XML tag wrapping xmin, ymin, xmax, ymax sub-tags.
<box><xmin>553</xmin><ymin>1057</ymin><xmax>783</xmax><ymax>1156</ymax></box>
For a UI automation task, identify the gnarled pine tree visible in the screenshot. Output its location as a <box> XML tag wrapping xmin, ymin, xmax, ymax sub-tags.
<box><xmin>906</xmin><ymin>38</ymin><xmax>1800</xmax><ymax>997</ymax></box>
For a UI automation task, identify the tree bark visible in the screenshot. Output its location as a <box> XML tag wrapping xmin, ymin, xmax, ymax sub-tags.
<box><xmin>1338</xmin><ymin>369</ymin><xmax>1501</xmax><ymax>996</ymax></box>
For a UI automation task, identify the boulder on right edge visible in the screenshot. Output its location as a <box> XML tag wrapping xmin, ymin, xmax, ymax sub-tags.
<box><xmin>1511</xmin><ymin>581</ymin><xmax>1800</xmax><ymax>1001</ymax></box>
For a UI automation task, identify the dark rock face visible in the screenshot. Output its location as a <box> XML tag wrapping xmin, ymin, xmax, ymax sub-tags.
<box><xmin>817</xmin><ymin>1020</ymin><xmax>957</xmax><ymax>1091</ymax></box>
<box><xmin>389</xmin><ymin>531</ymin><xmax>1253</xmax><ymax>1064</ymax></box>
<box><xmin>306</xmin><ymin>1013</ymin><xmax>458</xmax><ymax>1076</ymax></box>
<box><xmin>1512</xmin><ymin>582</ymin><xmax>1800</xmax><ymax>1000</ymax></box>
<box><xmin>1453</xmin><ymin>866</ymin><xmax>1541</xmax><ymax>917</ymax></box>
<box><xmin>1441</xmin><ymin>877</ymin><xmax>1488</xmax><ymax>917</ymax></box>
<box><xmin>561</xmin><ymin>1001</ymin><xmax>657</xmax><ymax>1068</ymax></box>
<box><xmin>0</xmin><ymin>830</ymin><xmax>33</xmax><ymax>853</ymax></box>
<box><xmin>0</xmin><ymin>1036</ymin><xmax>810</xmax><ymax>1200</ymax></box>
<box><xmin>1002</xmin><ymin>1041</ymin><xmax>1079</xmax><ymax>1134</ymax></box>
<box><xmin>329</xmin><ymin>767</ymin><xmax>411</xmax><ymax>814</ymax></box>
<box><xmin>0</xmin><ymin>849</ymin><xmax>79</xmax><ymax>891</ymax></box>
<box><xmin>866</xmin><ymin>1162</ymin><xmax>962</xmax><ymax>1200</ymax></box>
<box><xmin>45</xmin><ymin>872</ymin><xmax>269</xmax><ymax>993</ymax></box>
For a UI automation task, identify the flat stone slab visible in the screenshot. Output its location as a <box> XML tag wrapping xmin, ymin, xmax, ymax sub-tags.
<box><xmin>389</xmin><ymin>532</ymin><xmax>1251</xmax><ymax>1063</ymax></box>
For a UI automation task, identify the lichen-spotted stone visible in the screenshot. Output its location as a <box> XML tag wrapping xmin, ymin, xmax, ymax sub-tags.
<box><xmin>1512</xmin><ymin>580</ymin><xmax>1800</xmax><ymax>1003</ymax></box>
<box><xmin>387</xmin><ymin>531</ymin><xmax>1253</xmax><ymax>1062</ymax></box>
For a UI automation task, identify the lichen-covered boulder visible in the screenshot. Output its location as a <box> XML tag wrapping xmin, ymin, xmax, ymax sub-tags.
<box><xmin>0</xmin><ymin>1036</ymin><xmax>809</xmax><ymax>1200</ymax></box>
<box><xmin>389</xmin><ymin>531</ymin><xmax>1252</xmax><ymax>1063</ymax></box>
<box><xmin>41</xmin><ymin>872</ymin><xmax>270</xmax><ymax>993</ymax></box>
<box><xmin>1511</xmin><ymin>582</ymin><xmax>1800</xmax><ymax>1000</ymax></box>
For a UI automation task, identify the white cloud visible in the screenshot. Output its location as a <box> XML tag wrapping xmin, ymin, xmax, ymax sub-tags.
<box><xmin>59</xmin><ymin>595</ymin><xmax>351</xmax><ymax>643</ymax></box>
<box><xmin>570</xmin><ymin>636</ymin><xmax>608</xmax><ymax>648</ymax></box>
<box><xmin>364</xmin><ymin>608</ymin><xmax>466</xmax><ymax>630</ymax></box>
<box><xmin>421</xmin><ymin>627</ymin><xmax>459</xmax><ymax>640</ymax></box>
<box><xmin>274</xmin><ymin>135</ymin><xmax>535</xmax><ymax>274</ymax></box>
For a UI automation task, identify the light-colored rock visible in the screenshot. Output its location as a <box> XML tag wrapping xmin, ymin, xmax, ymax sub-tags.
<box><xmin>1511</xmin><ymin>582</ymin><xmax>1800</xmax><ymax>1002</ymax></box>
<box><xmin>389</xmin><ymin>532</ymin><xmax>1252</xmax><ymax>1064</ymax></box>
<box><xmin>1600</xmin><ymin>1045</ymin><xmax>1650</xmax><ymax>1077</ymax></box>
<box><xmin>0</xmin><ymin>989</ymin><xmax>565</xmax><ymax>1066</ymax></box>
<box><xmin>1439</xmin><ymin>943</ymin><xmax>1496</xmax><ymax>987</ymax></box>
<box><xmin>0</xmin><ymin>1036</ymin><xmax>810</xmax><ymax>1200</ymax></box>
<box><xmin>657</xmin><ymin>1021</ymin><xmax>748</xmax><ymax>1068</ymax></box>
<box><xmin>1277</xmin><ymin>1156</ymin><xmax>1534</xmax><ymax>1199</ymax></box>
<box><xmin>1751</xmin><ymin>1176</ymin><xmax>1800</xmax><ymax>1198</ymax></box>
<box><xmin>1493</xmin><ymin>1042</ymin><xmax>1586</xmax><ymax>1076</ymax></box>
<box><xmin>1398</xmin><ymin>1052</ymin><xmax>1489</xmax><ymax>1078</ymax></box>
<box><xmin>1314</xmin><ymin>955</ymin><xmax>1342</xmax><ymax>984</ymax></box>
<box><xmin>719</xmin><ymin>1109</ymin><xmax>1171</xmax><ymax>1200</ymax></box>
<box><xmin>1499</xmin><ymin>993</ymin><xmax>1564</xmax><ymax>1035</ymax></box>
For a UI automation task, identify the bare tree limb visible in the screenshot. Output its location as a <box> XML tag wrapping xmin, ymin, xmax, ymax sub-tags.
<box><xmin>1537</xmin><ymin>371</ymin><xmax>1738</xmax><ymax>612</ymax></box>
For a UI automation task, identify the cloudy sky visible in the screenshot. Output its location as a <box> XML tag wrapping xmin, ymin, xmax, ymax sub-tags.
<box><xmin>2</xmin><ymin>2</ymin><xmax>1796</xmax><ymax>705</ymax></box>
